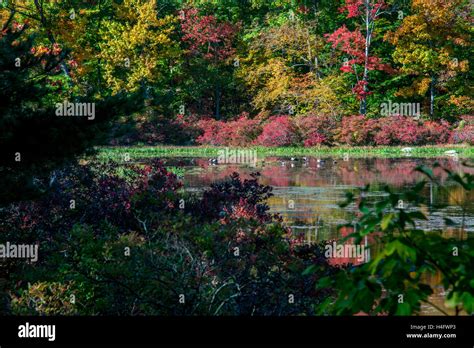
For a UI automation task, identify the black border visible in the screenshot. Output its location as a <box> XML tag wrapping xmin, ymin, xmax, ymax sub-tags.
<box><xmin>0</xmin><ymin>316</ymin><xmax>473</xmax><ymax>346</ymax></box>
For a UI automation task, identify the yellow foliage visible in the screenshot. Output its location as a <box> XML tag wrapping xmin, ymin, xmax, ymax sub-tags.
<box><xmin>449</xmin><ymin>95</ymin><xmax>474</xmax><ymax>110</ymax></box>
<box><xmin>238</xmin><ymin>21</ymin><xmax>349</xmax><ymax>116</ymax></box>
<box><xmin>244</xmin><ymin>58</ymin><xmax>293</xmax><ymax>111</ymax></box>
<box><xmin>395</xmin><ymin>77</ymin><xmax>431</xmax><ymax>97</ymax></box>
<box><xmin>11</xmin><ymin>281</ymin><xmax>78</xmax><ymax>315</ymax></box>
<box><xmin>99</xmin><ymin>0</ymin><xmax>180</xmax><ymax>94</ymax></box>
<box><xmin>386</xmin><ymin>0</ymin><xmax>471</xmax><ymax>101</ymax></box>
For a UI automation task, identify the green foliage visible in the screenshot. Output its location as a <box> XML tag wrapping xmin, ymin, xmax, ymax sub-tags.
<box><xmin>1</xmin><ymin>0</ymin><xmax>471</xmax><ymax>153</ymax></box>
<box><xmin>307</xmin><ymin>162</ymin><xmax>474</xmax><ymax>315</ymax></box>
<box><xmin>1</xmin><ymin>0</ymin><xmax>472</xmax><ymax>318</ymax></box>
<box><xmin>96</xmin><ymin>145</ymin><xmax>474</xmax><ymax>162</ymax></box>
<box><xmin>2</xmin><ymin>162</ymin><xmax>334</xmax><ymax>315</ymax></box>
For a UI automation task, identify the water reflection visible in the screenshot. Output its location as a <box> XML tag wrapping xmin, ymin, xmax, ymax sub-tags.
<box><xmin>163</xmin><ymin>156</ymin><xmax>474</xmax><ymax>315</ymax></box>
<box><xmin>166</xmin><ymin>157</ymin><xmax>474</xmax><ymax>239</ymax></box>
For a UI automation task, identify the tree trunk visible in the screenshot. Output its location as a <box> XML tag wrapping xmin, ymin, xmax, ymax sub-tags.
<box><xmin>360</xmin><ymin>0</ymin><xmax>370</xmax><ymax>116</ymax></box>
<box><xmin>430</xmin><ymin>75</ymin><xmax>435</xmax><ymax>119</ymax></box>
<box><xmin>360</xmin><ymin>93</ymin><xmax>367</xmax><ymax>115</ymax></box>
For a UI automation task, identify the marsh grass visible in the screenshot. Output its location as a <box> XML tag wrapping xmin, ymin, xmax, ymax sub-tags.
<box><xmin>94</xmin><ymin>145</ymin><xmax>474</xmax><ymax>161</ymax></box>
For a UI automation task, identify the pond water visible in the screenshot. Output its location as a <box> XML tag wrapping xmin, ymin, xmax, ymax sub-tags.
<box><xmin>162</xmin><ymin>156</ymin><xmax>474</xmax><ymax>315</ymax></box>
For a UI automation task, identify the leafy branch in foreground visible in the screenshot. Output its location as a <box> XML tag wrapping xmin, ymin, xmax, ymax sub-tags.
<box><xmin>307</xmin><ymin>161</ymin><xmax>474</xmax><ymax>315</ymax></box>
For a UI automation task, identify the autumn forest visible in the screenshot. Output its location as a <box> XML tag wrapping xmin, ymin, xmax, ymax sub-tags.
<box><xmin>0</xmin><ymin>0</ymin><xmax>473</xmax><ymax>327</ymax></box>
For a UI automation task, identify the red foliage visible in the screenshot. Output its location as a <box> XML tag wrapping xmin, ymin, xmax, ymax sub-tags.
<box><xmin>220</xmin><ymin>198</ymin><xmax>262</xmax><ymax>225</ymax></box>
<box><xmin>294</xmin><ymin>114</ymin><xmax>339</xmax><ymax>146</ymax></box>
<box><xmin>450</xmin><ymin>125</ymin><xmax>474</xmax><ymax>145</ymax></box>
<box><xmin>326</xmin><ymin>27</ymin><xmax>389</xmax><ymax>75</ymax></box>
<box><xmin>304</xmin><ymin>132</ymin><xmax>327</xmax><ymax>147</ymax></box>
<box><xmin>374</xmin><ymin>116</ymin><xmax>451</xmax><ymax>146</ymax></box>
<box><xmin>30</xmin><ymin>43</ymin><xmax>62</xmax><ymax>57</ymax></box>
<box><xmin>2</xmin><ymin>160</ymin><xmax>182</xmax><ymax>235</ymax></box>
<box><xmin>196</xmin><ymin>118</ymin><xmax>227</xmax><ymax>145</ymax></box>
<box><xmin>326</xmin><ymin>1</ymin><xmax>391</xmax><ymax>100</ymax></box>
<box><xmin>180</xmin><ymin>8</ymin><xmax>238</xmax><ymax>61</ymax></box>
<box><xmin>339</xmin><ymin>115</ymin><xmax>453</xmax><ymax>146</ymax></box>
<box><xmin>255</xmin><ymin>115</ymin><xmax>299</xmax><ymax>147</ymax></box>
<box><xmin>339</xmin><ymin>0</ymin><xmax>386</xmax><ymax>19</ymax></box>
<box><xmin>423</xmin><ymin>120</ymin><xmax>451</xmax><ymax>144</ymax></box>
<box><xmin>229</xmin><ymin>114</ymin><xmax>261</xmax><ymax>146</ymax></box>
<box><xmin>197</xmin><ymin>172</ymin><xmax>274</xmax><ymax>223</ymax></box>
<box><xmin>352</xmin><ymin>81</ymin><xmax>372</xmax><ymax>100</ymax></box>
<box><xmin>196</xmin><ymin>113</ymin><xmax>261</xmax><ymax>146</ymax></box>
<box><xmin>326</xmin><ymin>25</ymin><xmax>366</xmax><ymax>64</ymax></box>
<box><xmin>124</xmin><ymin>111</ymin><xmax>456</xmax><ymax>148</ymax></box>
<box><xmin>338</xmin><ymin>115</ymin><xmax>379</xmax><ymax>145</ymax></box>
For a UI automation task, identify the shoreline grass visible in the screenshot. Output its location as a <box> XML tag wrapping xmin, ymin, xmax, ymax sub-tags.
<box><xmin>94</xmin><ymin>145</ymin><xmax>474</xmax><ymax>161</ymax></box>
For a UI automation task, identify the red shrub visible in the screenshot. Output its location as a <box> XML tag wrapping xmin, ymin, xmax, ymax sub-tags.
<box><xmin>422</xmin><ymin>120</ymin><xmax>451</xmax><ymax>144</ymax></box>
<box><xmin>193</xmin><ymin>114</ymin><xmax>456</xmax><ymax>147</ymax></box>
<box><xmin>338</xmin><ymin>115</ymin><xmax>379</xmax><ymax>145</ymax></box>
<box><xmin>255</xmin><ymin>115</ymin><xmax>299</xmax><ymax>147</ymax></box>
<box><xmin>196</xmin><ymin>118</ymin><xmax>229</xmax><ymax>145</ymax></box>
<box><xmin>226</xmin><ymin>113</ymin><xmax>261</xmax><ymax>146</ymax></box>
<box><xmin>304</xmin><ymin>132</ymin><xmax>327</xmax><ymax>147</ymax></box>
<box><xmin>460</xmin><ymin>115</ymin><xmax>474</xmax><ymax>125</ymax></box>
<box><xmin>294</xmin><ymin>114</ymin><xmax>338</xmax><ymax>146</ymax></box>
<box><xmin>450</xmin><ymin>125</ymin><xmax>474</xmax><ymax>145</ymax></box>
<box><xmin>338</xmin><ymin>115</ymin><xmax>452</xmax><ymax>146</ymax></box>
<box><xmin>195</xmin><ymin>172</ymin><xmax>274</xmax><ymax>223</ymax></box>
<box><xmin>196</xmin><ymin>113</ymin><xmax>261</xmax><ymax>146</ymax></box>
<box><xmin>374</xmin><ymin>116</ymin><xmax>426</xmax><ymax>145</ymax></box>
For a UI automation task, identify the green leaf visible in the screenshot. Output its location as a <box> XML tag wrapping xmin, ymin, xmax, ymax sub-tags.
<box><xmin>461</xmin><ymin>292</ymin><xmax>474</xmax><ymax>314</ymax></box>
<box><xmin>317</xmin><ymin>276</ymin><xmax>333</xmax><ymax>289</ymax></box>
<box><xmin>445</xmin><ymin>292</ymin><xmax>461</xmax><ymax>308</ymax></box>
<box><xmin>385</xmin><ymin>241</ymin><xmax>399</xmax><ymax>256</ymax></box>
<box><xmin>381</xmin><ymin>213</ymin><xmax>395</xmax><ymax>231</ymax></box>
<box><xmin>395</xmin><ymin>302</ymin><xmax>412</xmax><ymax>315</ymax></box>
<box><xmin>302</xmin><ymin>264</ymin><xmax>316</xmax><ymax>276</ymax></box>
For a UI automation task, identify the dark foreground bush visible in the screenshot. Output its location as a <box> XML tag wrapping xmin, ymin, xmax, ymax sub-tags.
<box><xmin>0</xmin><ymin>160</ymin><xmax>335</xmax><ymax>315</ymax></box>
